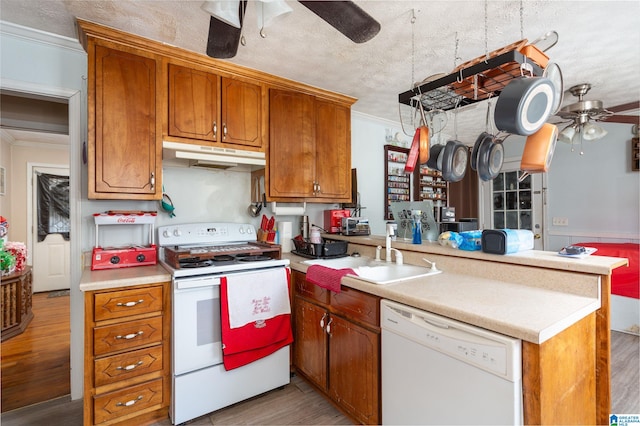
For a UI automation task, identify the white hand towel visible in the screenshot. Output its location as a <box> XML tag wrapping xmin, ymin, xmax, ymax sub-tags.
<box><xmin>225</xmin><ymin>267</ymin><xmax>291</xmax><ymax>329</ymax></box>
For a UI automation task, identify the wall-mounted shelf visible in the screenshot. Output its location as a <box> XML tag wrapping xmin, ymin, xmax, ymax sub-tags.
<box><xmin>399</xmin><ymin>49</ymin><xmax>544</xmax><ymax>112</ymax></box>
<box><xmin>384</xmin><ymin>145</ymin><xmax>412</xmax><ymax>221</ymax></box>
<box><xmin>414</xmin><ymin>164</ymin><xmax>448</xmax><ymax>206</ymax></box>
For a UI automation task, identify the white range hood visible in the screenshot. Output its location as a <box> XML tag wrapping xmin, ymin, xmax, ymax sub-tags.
<box><xmin>162</xmin><ymin>141</ymin><xmax>266</xmax><ymax>171</ymax></box>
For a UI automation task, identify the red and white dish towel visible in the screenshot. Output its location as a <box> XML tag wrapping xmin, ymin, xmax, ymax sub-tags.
<box><xmin>306</xmin><ymin>264</ymin><xmax>357</xmax><ymax>293</ymax></box>
<box><xmin>220</xmin><ymin>268</ymin><xmax>293</xmax><ymax>370</ymax></box>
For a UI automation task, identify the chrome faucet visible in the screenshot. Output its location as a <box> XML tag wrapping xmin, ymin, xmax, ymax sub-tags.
<box><xmin>385</xmin><ymin>223</ymin><xmax>394</xmax><ymax>262</ymax></box>
<box><xmin>385</xmin><ymin>224</ymin><xmax>403</xmax><ymax>265</ymax></box>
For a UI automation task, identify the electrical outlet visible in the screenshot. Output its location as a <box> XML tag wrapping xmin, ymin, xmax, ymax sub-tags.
<box><xmin>552</xmin><ymin>217</ymin><xmax>569</xmax><ymax>226</ymax></box>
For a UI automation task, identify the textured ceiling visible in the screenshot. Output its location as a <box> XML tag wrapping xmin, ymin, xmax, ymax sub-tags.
<box><xmin>1</xmin><ymin>0</ymin><xmax>639</xmax><ymax>145</ymax></box>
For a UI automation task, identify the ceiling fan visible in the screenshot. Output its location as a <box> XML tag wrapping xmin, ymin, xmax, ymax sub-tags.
<box><xmin>203</xmin><ymin>0</ymin><xmax>381</xmax><ymax>59</ymax></box>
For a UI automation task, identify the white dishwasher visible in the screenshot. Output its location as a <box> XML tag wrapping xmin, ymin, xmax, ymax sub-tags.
<box><xmin>381</xmin><ymin>299</ymin><xmax>523</xmax><ymax>425</ymax></box>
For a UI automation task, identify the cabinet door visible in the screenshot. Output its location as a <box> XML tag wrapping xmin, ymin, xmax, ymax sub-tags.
<box><xmin>168</xmin><ymin>63</ymin><xmax>219</xmax><ymax>141</ymax></box>
<box><xmin>269</xmin><ymin>89</ymin><xmax>315</xmax><ymax>198</ymax></box>
<box><xmin>293</xmin><ymin>297</ymin><xmax>328</xmax><ymax>391</ymax></box>
<box><xmin>221</xmin><ymin>77</ymin><xmax>262</xmax><ymax>148</ymax></box>
<box><xmin>315</xmin><ymin>100</ymin><xmax>351</xmax><ymax>200</ymax></box>
<box><xmin>92</xmin><ymin>44</ymin><xmax>160</xmax><ymax>199</ymax></box>
<box><xmin>328</xmin><ymin>315</ymin><xmax>380</xmax><ymax>425</ymax></box>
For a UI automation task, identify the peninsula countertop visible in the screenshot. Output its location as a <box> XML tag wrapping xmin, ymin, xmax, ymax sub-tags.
<box><xmin>285</xmin><ymin>237</ymin><xmax>627</xmax><ymax>344</ymax></box>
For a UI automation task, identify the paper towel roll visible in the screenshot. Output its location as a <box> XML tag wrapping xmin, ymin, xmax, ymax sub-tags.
<box><xmin>277</xmin><ymin>221</ymin><xmax>293</xmax><ymax>253</ymax></box>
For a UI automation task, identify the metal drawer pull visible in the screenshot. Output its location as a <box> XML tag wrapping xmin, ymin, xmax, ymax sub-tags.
<box><xmin>115</xmin><ymin>331</ymin><xmax>144</xmax><ymax>340</ymax></box>
<box><xmin>320</xmin><ymin>313</ymin><xmax>327</xmax><ymax>329</ymax></box>
<box><xmin>116</xmin><ymin>395</ymin><xmax>143</xmax><ymax>407</ymax></box>
<box><xmin>116</xmin><ymin>299</ymin><xmax>143</xmax><ymax>307</ymax></box>
<box><xmin>116</xmin><ymin>361</ymin><xmax>143</xmax><ymax>371</ymax></box>
<box><xmin>326</xmin><ymin>317</ymin><xmax>333</xmax><ymax>336</ymax></box>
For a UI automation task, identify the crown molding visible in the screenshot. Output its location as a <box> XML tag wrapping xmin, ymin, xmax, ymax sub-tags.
<box><xmin>0</xmin><ymin>20</ymin><xmax>83</xmax><ymax>53</ymax></box>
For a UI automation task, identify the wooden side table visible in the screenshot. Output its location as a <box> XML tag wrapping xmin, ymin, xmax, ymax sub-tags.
<box><xmin>1</xmin><ymin>266</ymin><xmax>33</xmax><ymax>341</ymax></box>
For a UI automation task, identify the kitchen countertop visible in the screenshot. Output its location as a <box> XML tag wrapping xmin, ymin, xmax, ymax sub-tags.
<box><xmin>78</xmin><ymin>235</ymin><xmax>627</xmax><ymax>344</ymax></box>
<box><xmin>79</xmin><ymin>263</ymin><xmax>171</xmax><ymax>292</ymax></box>
<box><xmin>324</xmin><ymin>234</ymin><xmax>628</xmax><ymax>275</ymax></box>
<box><xmin>285</xmin><ymin>237</ymin><xmax>627</xmax><ymax>344</ymax></box>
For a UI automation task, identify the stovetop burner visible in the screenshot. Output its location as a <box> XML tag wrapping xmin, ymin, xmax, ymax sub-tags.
<box><xmin>212</xmin><ymin>255</ymin><xmax>235</xmax><ymax>262</ymax></box>
<box><xmin>179</xmin><ymin>259</ymin><xmax>214</xmax><ymax>268</ymax></box>
<box><xmin>235</xmin><ymin>254</ymin><xmax>273</xmax><ymax>262</ymax></box>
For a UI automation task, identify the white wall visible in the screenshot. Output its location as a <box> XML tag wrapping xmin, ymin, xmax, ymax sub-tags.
<box><xmin>1</xmin><ymin>20</ymin><xmax>86</xmax><ymax>400</ymax></box>
<box><xmin>500</xmin><ymin>122</ymin><xmax>639</xmax><ymax>250</ymax></box>
<box><xmin>351</xmin><ymin>111</ymin><xmax>411</xmax><ymax>235</ymax></box>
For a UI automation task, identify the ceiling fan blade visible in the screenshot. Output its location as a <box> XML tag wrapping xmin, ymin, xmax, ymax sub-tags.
<box><xmin>206</xmin><ymin>0</ymin><xmax>247</xmax><ymax>59</ymax></box>
<box><xmin>298</xmin><ymin>1</ymin><xmax>380</xmax><ymax>43</ymax></box>
<box><xmin>600</xmin><ymin>101</ymin><xmax>640</xmax><ymax>124</ymax></box>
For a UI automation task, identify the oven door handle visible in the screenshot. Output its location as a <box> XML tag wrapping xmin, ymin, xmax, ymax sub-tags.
<box><xmin>176</xmin><ymin>276</ymin><xmax>222</xmax><ymax>289</ymax></box>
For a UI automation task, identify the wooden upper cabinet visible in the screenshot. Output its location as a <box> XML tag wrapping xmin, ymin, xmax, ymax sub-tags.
<box><xmin>221</xmin><ymin>78</ymin><xmax>262</xmax><ymax>148</ymax></box>
<box><xmin>269</xmin><ymin>89</ymin><xmax>351</xmax><ymax>202</ymax></box>
<box><xmin>168</xmin><ymin>64</ymin><xmax>219</xmax><ymax>141</ymax></box>
<box><xmin>91</xmin><ymin>43</ymin><xmax>161</xmax><ymax>200</ymax></box>
<box><xmin>167</xmin><ymin>63</ymin><xmax>263</xmax><ymax>149</ymax></box>
<box><xmin>269</xmin><ymin>89</ymin><xmax>316</xmax><ymax>198</ymax></box>
<box><xmin>315</xmin><ymin>100</ymin><xmax>351</xmax><ymax>200</ymax></box>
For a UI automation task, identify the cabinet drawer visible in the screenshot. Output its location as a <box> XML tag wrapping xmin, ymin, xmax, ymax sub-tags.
<box><xmin>296</xmin><ymin>275</ymin><xmax>330</xmax><ymax>305</ymax></box>
<box><xmin>93</xmin><ymin>378</ymin><xmax>163</xmax><ymax>424</ymax></box>
<box><xmin>330</xmin><ymin>287</ymin><xmax>380</xmax><ymax>328</ymax></box>
<box><xmin>94</xmin><ymin>316</ymin><xmax>163</xmax><ymax>357</ymax></box>
<box><xmin>94</xmin><ymin>286</ymin><xmax>163</xmax><ymax>322</ymax></box>
<box><xmin>94</xmin><ymin>345</ymin><xmax>163</xmax><ymax>387</ymax></box>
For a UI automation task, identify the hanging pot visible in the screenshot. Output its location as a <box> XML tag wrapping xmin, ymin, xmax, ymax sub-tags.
<box><xmin>542</xmin><ymin>62</ymin><xmax>564</xmax><ymax>115</ymax></box>
<box><xmin>471</xmin><ymin>132</ymin><xmax>491</xmax><ymax>171</ymax></box>
<box><xmin>418</xmin><ymin>125</ymin><xmax>430</xmax><ymax>164</ymax></box>
<box><xmin>440</xmin><ymin>140</ymin><xmax>468</xmax><ymax>182</ymax></box>
<box><xmin>521</xmin><ymin>123</ymin><xmax>558</xmax><ymax>173</ymax></box>
<box><xmin>476</xmin><ymin>136</ymin><xmax>505</xmax><ymax>181</ymax></box>
<box><xmin>494</xmin><ymin>77</ymin><xmax>555</xmax><ymax>136</ymax></box>
<box><xmin>426</xmin><ymin>144</ymin><xmax>445</xmax><ymax>171</ymax></box>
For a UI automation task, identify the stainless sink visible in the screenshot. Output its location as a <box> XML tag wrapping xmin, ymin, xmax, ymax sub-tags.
<box><xmin>302</xmin><ymin>256</ymin><xmax>441</xmax><ymax>285</ymax></box>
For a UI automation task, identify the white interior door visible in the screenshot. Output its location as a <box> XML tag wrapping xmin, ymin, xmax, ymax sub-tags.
<box><xmin>480</xmin><ymin>160</ymin><xmax>545</xmax><ymax>250</ymax></box>
<box><xmin>31</xmin><ymin>166</ymin><xmax>70</xmax><ymax>292</ymax></box>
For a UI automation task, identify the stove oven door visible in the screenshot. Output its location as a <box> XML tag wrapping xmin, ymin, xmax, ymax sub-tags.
<box><xmin>173</xmin><ymin>275</ymin><xmax>223</xmax><ymax>375</ymax></box>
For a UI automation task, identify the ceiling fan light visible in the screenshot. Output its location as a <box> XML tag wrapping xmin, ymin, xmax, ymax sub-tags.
<box><xmin>582</xmin><ymin>122</ymin><xmax>608</xmax><ymax>140</ymax></box>
<box><xmin>558</xmin><ymin>124</ymin><xmax>577</xmax><ymax>144</ymax></box>
<box><xmin>201</xmin><ymin>0</ymin><xmax>241</xmax><ymax>28</ymax></box>
<box><xmin>257</xmin><ymin>0</ymin><xmax>293</xmax><ymax>29</ymax></box>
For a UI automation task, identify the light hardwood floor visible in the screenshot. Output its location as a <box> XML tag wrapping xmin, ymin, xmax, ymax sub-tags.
<box><xmin>1</xmin><ymin>293</ymin><xmax>638</xmax><ymax>425</ymax></box>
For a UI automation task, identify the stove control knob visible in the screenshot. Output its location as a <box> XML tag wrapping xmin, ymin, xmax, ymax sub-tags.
<box><xmin>173</xmin><ymin>229</ymin><xmax>182</xmax><ymax>237</ymax></box>
<box><xmin>245</xmin><ymin>226</ymin><xmax>253</xmax><ymax>235</ymax></box>
<box><xmin>162</xmin><ymin>230</ymin><xmax>171</xmax><ymax>238</ymax></box>
<box><xmin>239</xmin><ymin>226</ymin><xmax>245</xmax><ymax>234</ymax></box>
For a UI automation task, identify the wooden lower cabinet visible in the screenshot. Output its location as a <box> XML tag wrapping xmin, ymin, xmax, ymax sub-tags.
<box><xmin>292</xmin><ymin>271</ymin><xmax>380</xmax><ymax>425</ymax></box>
<box><xmin>84</xmin><ymin>282</ymin><xmax>170</xmax><ymax>425</ymax></box>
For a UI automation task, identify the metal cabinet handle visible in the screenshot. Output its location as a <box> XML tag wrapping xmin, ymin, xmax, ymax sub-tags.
<box><xmin>116</xmin><ymin>299</ymin><xmax>143</xmax><ymax>308</ymax></box>
<box><xmin>116</xmin><ymin>361</ymin><xmax>143</xmax><ymax>371</ymax></box>
<box><xmin>115</xmin><ymin>331</ymin><xmax>143</xmax><ymax>340</ymax></box>
<box><xmin>213</xmin><ymin>121</ymin><xmax>217</xmax><ymax>137</ymax></box>
<box><xmin>316</xmin><ymin>182</ymin><xmax>321</xmax><ymax>195</ymax></box>
<box><xmin>326</xmin><ymin>317</ymin><xmax>333</xmax><ymax>336</ymax></box>
<box><xmin>150</xmin><ymin>173</ymin><xmax>155</xmax><ymax>190</ymax></box>
<box><xmin>223</xmin><ymin>123</ymin><xmax>228</xmax><ymax>139</ymax></box>
<box><xmin>320</xmin><ymin>313</ymin><xmax>327</xmax><ymax>329</ymax></box>
<box><xmin>116</xmin><ymin>395</ymin><xmax>143</xmax><ymax>407</ymax></box>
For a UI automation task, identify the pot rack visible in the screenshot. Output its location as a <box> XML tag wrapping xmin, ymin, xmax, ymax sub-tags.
<box><xmin>398</xmin><ymin>49</ymin><xmax>544</xmax><ymax>112</ymax></box>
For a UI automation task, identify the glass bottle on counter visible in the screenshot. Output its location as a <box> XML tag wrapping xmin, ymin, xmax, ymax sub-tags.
<box><xmin>412</xmin><ymin>211</ymin><xmax>422</xmax><ymax>244</ymax></box>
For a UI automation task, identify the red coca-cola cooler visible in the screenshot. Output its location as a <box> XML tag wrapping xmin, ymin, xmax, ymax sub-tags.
<box><xmin>91</xmin><ymin>211</ymin><xmax>157</xmax><ymax>270</ymax></box>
